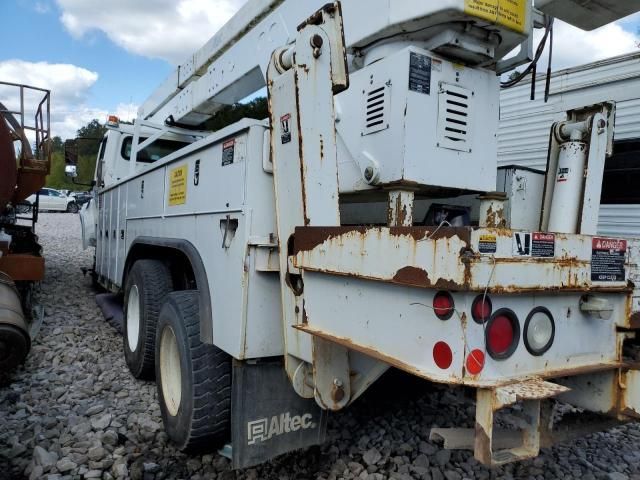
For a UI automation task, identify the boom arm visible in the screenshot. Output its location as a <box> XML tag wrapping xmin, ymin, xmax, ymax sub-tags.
<box><xmin>140</xmin><ymin>0</ymin><xmax>537</xmax><ymax>126</ymax></box>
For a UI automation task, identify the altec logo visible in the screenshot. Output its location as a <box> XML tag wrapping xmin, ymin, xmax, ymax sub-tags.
<box><xmin>247</xmin><ymin>412</ymin><xmax>316</xmax><ymax>445</ymax></box>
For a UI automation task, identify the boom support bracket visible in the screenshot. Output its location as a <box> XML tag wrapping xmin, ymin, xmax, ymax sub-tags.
<box><xmin>268</xmin><ymin>3</ymin><xmax>351</xmax><ymax>410</ymax></box>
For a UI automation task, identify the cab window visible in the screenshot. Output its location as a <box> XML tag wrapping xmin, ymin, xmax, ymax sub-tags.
<box><xmin>121</xmin><ymin>136</ymin><xmax>190</xmax><ymax>164</ymax></box>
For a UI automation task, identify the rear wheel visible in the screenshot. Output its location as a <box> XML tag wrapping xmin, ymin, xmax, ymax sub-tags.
<box><xmin>156</xmin><ymin>291</ymin><xmax>231</xmax><ymax>452</ymax></box>
<box><xmin>123</xmin><ymin>260</ymin><xmax>173</xmax><ymax>379</ymax></box>
<box><xmin>66</xmin><ymin>202</ymin><xmax>79</xmax><ymax>213</ymax></box>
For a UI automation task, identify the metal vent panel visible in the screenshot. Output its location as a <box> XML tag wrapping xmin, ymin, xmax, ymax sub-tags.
<box><xmin>437</xmin><ymin>84</ymin><xmax>473</xmax><ymax>152</ymax></box>
<box><xmin>363</xmin><ymin>84</ymin><xmax>390</xmax><ymax>136</ymax></box>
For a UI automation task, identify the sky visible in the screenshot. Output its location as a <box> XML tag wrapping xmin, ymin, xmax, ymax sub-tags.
<box><xmin>0</xmin><ymin>0</ymin><xmax>639</xmax><ymax>140</ymax></box>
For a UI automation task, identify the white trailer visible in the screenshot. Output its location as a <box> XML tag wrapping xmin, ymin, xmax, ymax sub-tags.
<box><xmin>66</xmin><ymin>0</ymin><xmax>640</xmax><ymax>469</ymax></box>
<box><xmin>499</xmin><ymin>52</ymin><xmax>640</xmax><ymax>238</ymax></box>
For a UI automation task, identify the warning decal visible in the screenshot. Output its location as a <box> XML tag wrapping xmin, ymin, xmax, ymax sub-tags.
<box><xmin>281</xmin><ymin>114</ymin><xmax>292</xmax><ymax>145</ymax></box>
<box><xmin>222</xmin><ymin>139</ymin><xmax>235</xmax><ymax>166</ymax></box>
<box><xmin>532</xmin><ymin>232</ymin><xmax>555</xmax><ymax>258</ymax></box>
<box><xmin>408</xmin><ymin>53</ymin><xmax>432</xmax><ymax>95</ymax></box>
<box><xmin>464</xmin><ymin>0</ymin><xmax>527</xmax><ymax>34</ymax></box>
<box><xmin>479</xmin><ymin>234</ymin><xmax>497</xmax><ymax>254</ymax></box>
<box><xmin>591</xmin><ymin>238</ymin><xmax>627</xmax><ymax>282</ymax></box>
<box><xmin>168</xmin><ymin>165</ymin><xmax>188</xmax><ymax>206</ymax></box>
<box><xmin>513</xmin><ymin>232</ymin><xmax>531</xmax><ymax>257</ymax></box>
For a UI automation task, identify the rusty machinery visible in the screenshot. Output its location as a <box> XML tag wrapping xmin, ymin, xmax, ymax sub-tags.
<box><xmin>0</xmin><ymin>81</ymin><xmax>50</xmax><ymax>374</ymax></box>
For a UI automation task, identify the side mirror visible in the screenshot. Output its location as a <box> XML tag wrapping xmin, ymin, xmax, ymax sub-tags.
<box><xmin>65</xmin><ymin>165</ymin><xmax>78</xmax><ymax>178</ymax></box>
<box><xmin>64</xmin><ymin>139</ymin><xmax>78</xmax><ymax>166</ymax></box>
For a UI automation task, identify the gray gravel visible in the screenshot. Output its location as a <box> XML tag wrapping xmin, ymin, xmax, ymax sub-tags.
<box><xmin>2</xmin><ymin>213</ymin><xmax>640</xmax><ymax>479</ymax></box>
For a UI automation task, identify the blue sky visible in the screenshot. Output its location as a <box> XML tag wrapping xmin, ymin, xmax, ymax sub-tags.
<box><xmin>0</xmin><ymin>1</ymin><xmax>171</xmax><ymax>118</ymax></box>
<box><xmin>1</xmin><ymin>0</ymin><xmax>639</xmax><ymax>139</ymax></box>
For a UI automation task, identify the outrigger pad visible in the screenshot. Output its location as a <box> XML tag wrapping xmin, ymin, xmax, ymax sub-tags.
<box><xmin>230</xmin><ymin>359</ymin><xmax>327</xmax><ymax>469</ymax></box>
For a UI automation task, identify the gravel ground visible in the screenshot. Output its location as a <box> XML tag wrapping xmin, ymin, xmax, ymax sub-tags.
<box><xmin>2</xmin><ymin>213</ymin><xmax>640</xmax><ymax>480</ymax></box>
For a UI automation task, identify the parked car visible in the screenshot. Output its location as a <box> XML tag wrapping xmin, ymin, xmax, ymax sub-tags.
<box><xmin>71</xmin><ymin>191</ymin><xmax>93</xmax><ymax>207</ymax></box>
<box><xmin>25</xmin><ymin>188</ymin><xmax>79</xmax><ymax>213</ymax></box>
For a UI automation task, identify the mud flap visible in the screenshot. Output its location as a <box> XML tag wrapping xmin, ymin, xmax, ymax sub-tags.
<box><xmin>230</xmin><ymin>359</ymin><xmax>327</xmax><ymax>469</ymax></box>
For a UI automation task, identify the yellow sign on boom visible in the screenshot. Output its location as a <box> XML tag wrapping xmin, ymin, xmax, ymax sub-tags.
<box><xmin>464</xmin><ymin>0</ymin><xmax>527</xmax><ymax>34</ymax></box>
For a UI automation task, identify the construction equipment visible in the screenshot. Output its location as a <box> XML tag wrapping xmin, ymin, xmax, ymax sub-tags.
<box><xmin>0</xmin><ymin>81</ymin><xmax>49</xmax><ymax>374</ymax></box>
<box><xmin>69</xmin><ymin>0</ymin><xmax>640</xmax><ymax>468</ymax></box>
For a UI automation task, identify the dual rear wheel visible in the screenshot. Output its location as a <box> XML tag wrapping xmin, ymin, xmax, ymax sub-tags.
<box><xmin>123</xmin><ymin>259</ymin><xmax>231</xmax><ymax>451</ymax></box>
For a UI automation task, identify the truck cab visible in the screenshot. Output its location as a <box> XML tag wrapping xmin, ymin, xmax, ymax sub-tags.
<box><xmin>96</xmin><ymin>116</ymin><xmax>201</xmax><ymax>189</ymax></box>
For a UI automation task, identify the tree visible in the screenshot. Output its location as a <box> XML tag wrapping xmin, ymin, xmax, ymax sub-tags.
<box><xmin>50</xmin><ymin>136</ymin><xmax>63</xmax><ymax>153</ymax></box>
<box><xmin>76</xmin><ymin>119</ymin><xmax>106</xmax><ymax>157</ymax></box>
<box><xmin>45</xmin><ymin>119</ymin><xmax>104</xmax><ymax>190</ymax></box>
<box><xmin>203</xmin><ymin>97</ymin><xmax>268</xmax><ymax>131</ymax></box>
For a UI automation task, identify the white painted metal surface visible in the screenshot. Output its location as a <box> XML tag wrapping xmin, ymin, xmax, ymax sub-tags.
<box><xmin>94</xmin><ymin>120</ymin><xmax>284</xmax><ymax>360</ymax></box>
<box><xmin>498</xmin><ymin>53</ymin><xmax>640</xmax><ymax>238</ymax></box>
<box><xmin>336</xmin><ymin>47</ymin><xmax>500</xmax><ymax>194</ymax></box>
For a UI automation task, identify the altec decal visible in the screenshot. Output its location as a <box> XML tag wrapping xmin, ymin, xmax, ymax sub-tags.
<box><xmin>247</xmin><ymin>412</ymin><xmax>316</xmax><ymax>445</ymax></box>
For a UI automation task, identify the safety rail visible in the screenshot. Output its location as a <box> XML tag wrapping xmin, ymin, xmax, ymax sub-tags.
<box><xmin>0</xmin><ymin>80</ymin><xmax>51</xmax><ymax>169</ymax></box>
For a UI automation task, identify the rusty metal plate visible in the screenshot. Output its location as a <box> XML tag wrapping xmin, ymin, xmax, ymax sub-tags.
<box><xmin>0</xmin><ymin>254</ymin><xmax>45</xmax><ymax>281</ymax></box>
<box><xmin>294</xmin><ymin>226</ymin><xmax>631</xmax><ymax>293</ymax></box>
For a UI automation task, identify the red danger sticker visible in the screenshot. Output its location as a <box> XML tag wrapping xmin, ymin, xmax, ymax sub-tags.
<box><xmin>592</xmin><ymin>237</ymin><xmax>627</xmax><ymax>282</ymax></box>
<box><xmin>592</xmin><ymin>238</ymin><xmax>627</xmax><ymax>252</ymax></box>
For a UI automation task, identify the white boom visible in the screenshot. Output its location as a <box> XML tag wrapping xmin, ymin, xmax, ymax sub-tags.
<box><xmin>140</xmin><ymin>0</ymin><xmax>536</xmax><ymax>126</ymax></box>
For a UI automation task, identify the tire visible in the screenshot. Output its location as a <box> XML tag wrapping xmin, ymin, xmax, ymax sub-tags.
<box><xmin>155</xmin><ymin>291</ymin><xmax>231</xmax><ymax>452</ymax></box>
<box><xmin>123</xmin><ymin>260</ymin><xmax>173</xmax><ymax>379</ymax></box>
<box><xmin>66</xmin><ymin>202</ymin><xmax>79</xmax><ymax>213</ymax></box>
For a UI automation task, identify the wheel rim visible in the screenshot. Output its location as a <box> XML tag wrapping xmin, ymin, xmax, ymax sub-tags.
<box><xmin>126</xmin><ymin>284</ymin><xmax>141</xmax><ymax>351</ymax></box>
<box><xmin>160</xmin><ymin>326</ymin><xmax>182</xmax><ymax>416</ymax></box>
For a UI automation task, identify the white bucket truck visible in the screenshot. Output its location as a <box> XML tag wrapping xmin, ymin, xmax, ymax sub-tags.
<box><xmin>67</xmin><ymin>0</ymin><xmax>640</xmax><ymax>468</ymax></box>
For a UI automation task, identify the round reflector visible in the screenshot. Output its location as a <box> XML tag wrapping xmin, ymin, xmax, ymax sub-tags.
<box><xmin>433</xmin><ymin>342</ymin><xmax>453</xmax><ymax>370</ymax></box>
<box><xmin>471</xmin><ymin>295</ymin><xmax>492</xmax><ymax>324</ymax></box>
<box><xmin>485</xmin><ymin>309</ymin><xmax>520</xmax><ymax>360</ymax></box>
<box><xmin>466</xmin><ymin>349</ymin><xmax>485</xmax><ymax>375</ymax></box>
<box><xmin>433</xmin><ymin>292</ymin><xmax>454</xmax><ymax>320</ymax></box>
<box><xmin>524</xmin><ymin>307</ymin><xmax>555</xmax><ymax>356</ymax></box>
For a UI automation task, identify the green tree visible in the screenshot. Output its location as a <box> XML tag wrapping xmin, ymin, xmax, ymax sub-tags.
<box><xmin>203</xmin><ymin>97</ymin><xmax>268</xmax><ymax>131</ymax></box>
<box><xmin>45</xmin><ymin>119</ymin><xmax>104</xmax><ymax>190</ymax></box>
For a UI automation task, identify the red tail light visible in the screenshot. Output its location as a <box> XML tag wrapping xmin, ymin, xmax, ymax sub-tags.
<box><xmin>486</xmin><ymin>309</ymin><xmax>520</xmax><ymax>360</ymax></box>
<box><xmin>471</xmin><ymin>295</ymin><xmax>492</xmax><ymax>324</ymax></box>
<box><xmin>433</xmin><ymin>341</ymin><xmax>453</xmax><ymax>370</ymax></box>
<box><xmin>433</xmin><ymin>292</ymin><xmax>454</xmax><ymax>320</ymax></box>
<box><xmin>466</xmin><ymin>349</ymin><xmax>485</xmax><ymax>375</ymax></box>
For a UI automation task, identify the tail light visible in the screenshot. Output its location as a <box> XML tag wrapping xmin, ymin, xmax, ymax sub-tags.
<box><xmin>433</xmin><ymin>341</ymin><xmax>453</xmax><ymax>370</ymax></box>
<box><xmin>485</xmin><ymin>309</ymin><xmax>520</xmax><ymax>360</ymax></box>
<box><xmin>471</xmin><ymin>295</ymin><xmax>492</xmax><ymax>324</ymax></box>
<box><xmin>524</xmin><ymin>307</ymin><xmax>555</xmax><ymax>356</ymax></box>
<box><xmin>433</xmin><ymin>292</ymin><xmax>454</xmax><ymax>320</ymax></box>
<box><xmin>466</xmin><ymin>349</ymin><xmax>485</xmax><ymax>375</ymax></box>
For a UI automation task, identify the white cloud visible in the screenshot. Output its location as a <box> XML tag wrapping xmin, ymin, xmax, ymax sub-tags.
<box><xmin>56</xmin><ymin>0</ymin><xmax>246</xmax><ymax>65</ymax></box>
<box><xmin>0</xmin><ymin>60</ymin><xmax>129</xmax><ymax>140</ymax></box>
<box><xmin>535</xmin><ymin>15</ymin><xmax>640</xmax><ymax>71</ymax></box>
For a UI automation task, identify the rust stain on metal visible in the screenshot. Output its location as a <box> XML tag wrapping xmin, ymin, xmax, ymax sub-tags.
<box><xmin>293</xmin><ymin>226</ymin><xmax>471</xmax><ymax>254</ymax></box>
<box><xmin>629</xmin><ymin>312</ymin><xmax>640</xmax><ymax>330</ymax></box>
<box><xmin>484</xmin><ymin>205</ymin><xmax>507</xmax><ymax>229</ymax></box>
<box><xmin>293</xmin><ymin>73</ymin><xmax>310</xmax><ymax>226</ymax></box>
<box><xmin>331</xmin><ymin>383</ymin><xmax>345</xmax><ymax>403</ymax></box>
<box><xmin>393</xmin><ymin>266</ymin><xmax>430</xmax><ymax>288</ymax></box>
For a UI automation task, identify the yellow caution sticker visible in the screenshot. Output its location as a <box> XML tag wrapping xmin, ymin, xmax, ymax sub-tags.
<box><xmin>479</xmin><ymin>234</ymin><xmax>498</xmax><ymax>254</ymax></box>
<box><xmin>168</xmin><ymin>165</ymin><xmax>188</xmax><ymax>206</ymax></box>
<box><xmin>464</xmin><ymin>0</ymin><xmax>527</xmax><ymax>34</ymax></box>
